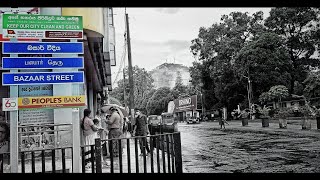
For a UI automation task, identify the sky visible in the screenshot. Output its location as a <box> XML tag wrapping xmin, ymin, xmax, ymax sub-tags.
<box><xmin>111</xmin><ymin>8</ymin><xmax>272</xmax><ymax>85</ymax></box>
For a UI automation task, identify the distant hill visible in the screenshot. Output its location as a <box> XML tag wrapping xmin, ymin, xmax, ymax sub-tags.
<box><xmin>149</xmin><ymin>63</ymin><xmax>191</xmax><ymax>89</ymax></box>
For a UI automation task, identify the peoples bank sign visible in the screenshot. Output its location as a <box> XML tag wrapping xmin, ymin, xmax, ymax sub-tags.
<box><xmin>173</xmin><ymin>95</ymin><xmax>197</xmax><ymax>112</ymax></box>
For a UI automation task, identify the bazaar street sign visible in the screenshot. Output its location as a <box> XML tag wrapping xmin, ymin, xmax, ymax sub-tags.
<box><xmin>2</xmin><ymin>71</ymin><xmax>84</xmax><ymax>86</ymax></box>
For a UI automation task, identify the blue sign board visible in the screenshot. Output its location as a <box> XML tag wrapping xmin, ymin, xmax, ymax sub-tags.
<box><xmin>2</xmin><ymin>42</ymin><xmax>83</xmax><ymax>54</ymax></box>
<box><xmin>2</xmin><ymin>57</ymin><xmax>84</xmax><ymax>69</ymax></box>
<box><xmin>2</xmin><ymin>72</ymin><xmax>84</xmax><ymax>86</ymax></box>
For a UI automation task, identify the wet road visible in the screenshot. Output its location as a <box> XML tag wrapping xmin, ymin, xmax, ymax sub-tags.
<box><xmin>179</xmin><ymin>121</ymin><xmax>320</xmax><ymax>173</ymax></box>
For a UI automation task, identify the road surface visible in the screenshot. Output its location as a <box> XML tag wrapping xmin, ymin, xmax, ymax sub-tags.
<box><xmin>179</xmin><ymin>120</ymin><xmax>320</xmax><ymax>173</ymax></box>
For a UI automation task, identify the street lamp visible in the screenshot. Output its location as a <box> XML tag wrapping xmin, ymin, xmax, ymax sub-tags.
<box><xmin>242</xmin><ymin>75</ymin><xmax>253</xmax><ymax>120</ymax></box>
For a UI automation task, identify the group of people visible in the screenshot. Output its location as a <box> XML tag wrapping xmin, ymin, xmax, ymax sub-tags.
<box><xmin>81</xmin><ymin>106</ymin><xmax>151</xmax><ymax>169</ymax></box>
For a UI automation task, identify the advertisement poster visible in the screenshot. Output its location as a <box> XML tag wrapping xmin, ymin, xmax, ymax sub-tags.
<box><xmin>2</xmin><ymin>14</ymin><xmax>83</xmax><ymax>40</ymax></box>
<box><xmin>0</xmin><ymin>7</ymin><xmax>39</xmax><ymax>41</ymax></box>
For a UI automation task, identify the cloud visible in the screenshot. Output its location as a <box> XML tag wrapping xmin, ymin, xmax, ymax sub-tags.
<box><xmin>155</xmin><ymin>8</ymin><xmax>180</xmax><ymax>14</ymax></box>
<box><xmin>164</xmin><ymin>40</ymin><xmax>191</xmax><ymax>52</ymax></box>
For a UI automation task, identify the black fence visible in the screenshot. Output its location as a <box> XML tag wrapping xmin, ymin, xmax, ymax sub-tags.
<box><xmin>0</xmin><ymin>147</ymin><xmax>72</xmax><ymax>173</ymax></box>
<box><xmin>1</xmin><ymin>132</ymin><xmax>182</xmax><ymax>173</ymax></box>
<box><xmin>82</xmin><ymin>132</ymin><xmax>182</xmax><ymax>173</ymax></box>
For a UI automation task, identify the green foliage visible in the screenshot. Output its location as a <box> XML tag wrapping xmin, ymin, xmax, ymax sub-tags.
<box><xmin>109</xmin><ymin>65</ymin><xmax>155</xmax><ymax>110</ymax></box>
<box><xmin>259</xmin><ymin>85</ymin><xmax>289</xmax><ymax>104</ymax></box>
<box><xmin>190</xmin><ymin>11</ymin><xmax>264</xmax><ymax>110</ymax></box>
<box><xmin>303</xmin><ymin>71</ymin><xmax>320</xmax><ymax>99</ymax></box>
<box><xmin>265</xmin><ymin>7</ymin><xmax>320</xmax><ymax>94</ymax></box>
<box><xmin>258</xmin><ymin>106</ymin><xmax>271</xmax><ymax>118</ymax></box>
<box><xmin>147</xmin><ymin>87</ymin><xmax>174</xmax><ymax>115</ymax></box>
<box><xmin>274</xmin><ymin>107</ymin><xmax>293</xmax><ymax>119</ymax></box>
<box><xmin>235</xmin><ymin>32</ymin><xmax>292</xmax><ymax>98</ymax></box>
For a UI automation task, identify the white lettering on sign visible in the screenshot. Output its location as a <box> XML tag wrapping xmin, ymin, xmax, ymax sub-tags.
<box><xmin>27</xmin><ymin>45</ymin><xmax>45</xmax><ymax>51</ymax></box>
<box><xmin>179</xmin><ymin>98</ymin><xmax>192</xmax><ymax>106</ymax></box>
<box><xmin>25</xmin><ymin>60</ymin><xmax>44</xmax><ymax>66</ymax></box>
<box><xmin>46</xmin><ymin>45</ymin><xmax>61</xmax><ymax>52</ymax></box>
<box><xmin>47</xmin><ymin>59</ymin><xmax>63</xmax><ymax>66</ymax></box>
<box><xmin>14</xmin><ymin>75</ymin><xmax>45</xmax><ymax>82</ymax></box>
<box><xmin>46</xmin><ymin>75</ymin><xmax>74</xmax><ymax>81</ymax></box>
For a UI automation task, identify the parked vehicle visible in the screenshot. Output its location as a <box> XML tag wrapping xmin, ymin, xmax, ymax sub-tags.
<box><xmin>161</xmin><ymin>112</ymin><xmax>178</xmax><ymax>133</ymax></box>
<box><xmin>148</xmin><ymin>115</ymin><xmax>161</xmax><ymax>135</ymax></box>
<box><xmin>186</xmin><ymin>116</ymin><xmax>200</xmax><ymax>124</ymax></box>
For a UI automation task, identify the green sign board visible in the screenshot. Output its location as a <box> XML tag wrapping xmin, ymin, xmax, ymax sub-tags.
<box><xmin>2</xmin><ymin>14</ymin><xmax>83</xmax><ymax>40</ymax></box>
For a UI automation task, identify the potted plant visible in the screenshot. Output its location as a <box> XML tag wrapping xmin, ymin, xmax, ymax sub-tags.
<box><xmin>274</xmin><ymin>108</ymin><xmax>291</xmax><ymax>129</ymax></box>
<box><xmin>300</xmin><ymin>106</ymin><xmax>313</xmax><ymax>130</ymax></box>
<box><xmin>259</xmin><ymin>106</ymin><xmax>270</xmax><ymax>127</ymax></box>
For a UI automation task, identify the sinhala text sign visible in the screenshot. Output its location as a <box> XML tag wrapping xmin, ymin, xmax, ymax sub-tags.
<box><xmin>18</xmin><ymin>95</ymin><xmax>86</xmax><ymax>109</ymax></box>
<box><xmin>2</xmin><ymin>97</ymin><xmax>18</xmax><ymax>111</ymax></box>
<box><xmin>2</xmin><ymin>42</ymin><xmax>83</xmax><ymax>54</ymax></box>
<box><xmin>2</xmin><ymin>14</ymin><xmax>83</xmax><ymax>39</ymax></box>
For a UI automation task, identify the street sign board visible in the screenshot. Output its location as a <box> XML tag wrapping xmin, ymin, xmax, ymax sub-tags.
<box><xmin>2</xmin><ymin>71</ymin><xmax>84</xmax><ymax>86</ymax></box>
<box><xmin>2</xmin><ymin>14</ymin><xmax>83</xmax><ymax>40</ymax></box>
<box><xmin>2</xmin><ymin>42</ymin><xmax>84</xmax><ymax>54</ymax></box>
<box><xmin>18</xmin><ymin>95</ymin><xmax>86</xmax><ymax>109</ymax></box>
<box><xmin>2</xmin><ymin>97</ymin><xmax>18</xmax><ymax>111</ymax></box>
<box><xmin>2</xmin><ymin>57</ymin><xmax>84</xmax><ymax>69</ymax></box>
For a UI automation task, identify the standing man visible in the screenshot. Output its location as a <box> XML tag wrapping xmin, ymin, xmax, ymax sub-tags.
<box><xmin>133</xmin><ymin>110</ymin><xmax>151</xmax><ymax>156</ymax></box>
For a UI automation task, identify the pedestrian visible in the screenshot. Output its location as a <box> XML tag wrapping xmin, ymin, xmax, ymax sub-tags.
<box><xmin>0</xmin><ymin>122</ymin><xmax>9</xmax><ymax>154</ymax></box>
<box><xmin>0</xmin><ymin>122</ymin><xmax>9</xmax><ymax>173</ymax></box>
<box><xmin>82</xmin><ymin>108</ymin><xmax>99</xmax><ymax>169</ymax></box>
<box><xmin>105</xmin><ymin>106</ymin><xmax>123</xmax><ymax>157</ymax></box>
<box><xmin>133</xmin><ymin>109</ymin><xmax>151</xmax><ymax>156</ymax></box>
<box><xmin>94</xmin><ymin>110</ymin><xmax>103</xmax><ymax>139</ymax></box>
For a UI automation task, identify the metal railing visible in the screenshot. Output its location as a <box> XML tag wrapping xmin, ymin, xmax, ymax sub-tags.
<box><xmin>81</xmin><ymin>132</ymin><xmax>182</xmax><ymax>173</ymax></box>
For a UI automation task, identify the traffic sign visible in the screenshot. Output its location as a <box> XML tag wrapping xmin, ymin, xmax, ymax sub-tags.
<box><xmin>2</xmin><ymin>57</ymin><xmax>84</xmax><ymax>69</ymax></box>
<box><xmin>2</xmin><ymin>14</ymin><xmax>83</xmax><ymax>40</ymax></box>
<box><xmin>2</xmin><ymin>71</ymin><xmax>84</xmax><ymax>86</ymax></box>
<box><xmin>2</xmin><ymin>42</ymin><xmax>84</xmax><ymax>54</ymax></box>
<box><xmin>2</xmin><ymin>97</ymin><xmax>18</xmax><ymax>111</ymax></box>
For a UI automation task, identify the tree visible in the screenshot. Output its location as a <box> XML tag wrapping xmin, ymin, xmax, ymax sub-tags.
<box><xmin>109</xmin><ymin>65</ymin><xmax>155</xmax><ymax>110</ymax></box>
<box><xmin>190</xmin><ymin>11</ymin><xmax>266</xmax><ymax>111</ymax></box>
<box><xmin>265</xmin><ymin>7</ymin><xmax>320</xmax><ymax>94</ymax></box>
<box><xmin>259</xmin><ymin>85</ymin><xmax>289</xmax><ymax>107</ymax></box>
<box><xmin>235</xmin><ymin>32</ymin><xmax>292</xmax><ymax>100</ymax></box>
<box><xmin>303</xmin><ymin>71</ymin><xmax>320</xmax><ymax>104</ymax></box>
<box><xmin>147</xmin><ymin>87</ymin><xmax>174</xmax><ymax>115</ymax></box>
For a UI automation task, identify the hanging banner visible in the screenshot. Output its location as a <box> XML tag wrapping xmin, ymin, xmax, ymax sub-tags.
<box><xmin>2</xmin><ymin>42</ymin><xmax>84</xmax><ymax>54</ymax></box>
<box><xmin>2</xmin><ymin>71</ymin><xmax>84</xmax><ymax>86</ymax></box>
<box><xmin>2</xmin><ymin>57</ymin><xmax>84</xmax><ymax>69</ymax></box>
<box><xmin>2</xmin><ymin>14</ymin><xmax>83</xmax><ymax>40</ymax></box>
<box><xmin>18</xmin><ymin>95</ymin><xmax>86</xmax><ymax>109</ymax></box>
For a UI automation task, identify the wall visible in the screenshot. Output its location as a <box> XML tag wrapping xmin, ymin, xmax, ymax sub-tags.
<box><xmin>62</xmin><ymin>8</ymin><xmax>104</xmax><ymax>36</ymax></box>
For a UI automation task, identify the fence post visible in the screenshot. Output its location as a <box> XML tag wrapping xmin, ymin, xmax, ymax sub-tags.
<box><xmin>95</xmin><ymin>138</ymin><xmax>102</xmax><ymax>173</ymax></box>
<box><xmin>173</xmin><ymin>132</ymin><xmax>183</xmax><ymax>173</ymax></box>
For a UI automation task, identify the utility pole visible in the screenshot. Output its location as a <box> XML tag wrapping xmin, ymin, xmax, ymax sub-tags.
<box><xmin>123</xmin><ymin>68</ymin><xmax>126</xmax><ymax>106</ymax></box>
<box><xmin>125</xmin><ymin>13</ymin><xmax>135</xmax><ymax>125</ymax></box>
